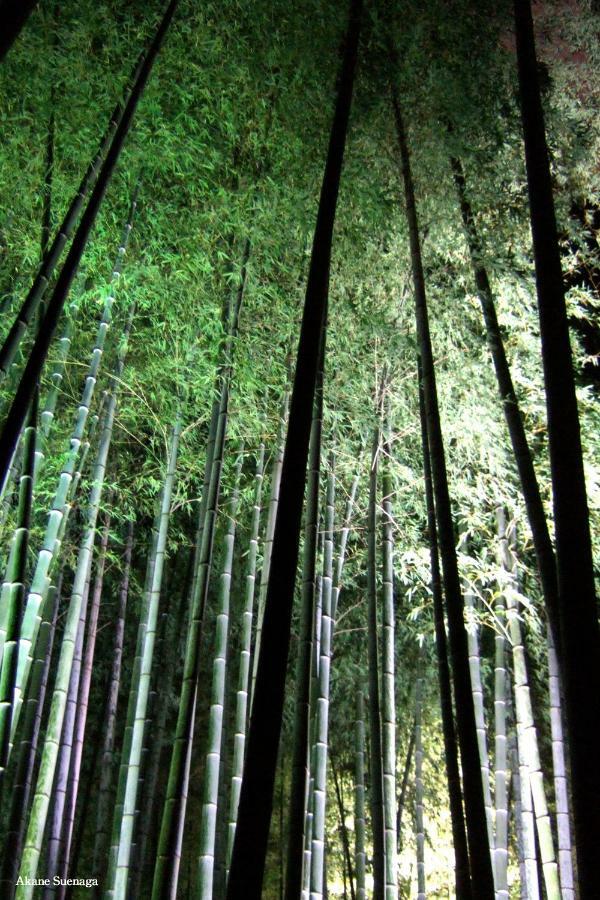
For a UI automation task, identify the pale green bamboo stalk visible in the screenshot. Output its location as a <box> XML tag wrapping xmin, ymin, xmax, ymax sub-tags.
<box><xmin>546</xmin><ymin>625</ymin><xmax>573</xmax><ymax>900</ymax></box>
<box><xmin>226</xmin><ymin>444</ymin><xmax>265</xmax><ymax>869</ymax></box>
<box><xmin>39</xmin><ymin>297</ymin><xmax>80</xmax><ymax>439</ymax></box>
<box><xmin>0</xmin><ymin>393</ymin><xmax>37</xmax><ymax>781</ymax></box>
<box><xmin>107</xmin><ymin>415</ymin><xmax>181</xmax><ymax>899</ymax></box>
<box><xmin>16</xmin><ymin>388</ymin><xmax>119</xmax><ymax>897</ymax></box>
<box><xmin>8</xmin><ymin>198</ymin><xmax>137</xmax><ymax>733</ymax></box>
<box><xmin>415</xmin><ymin>668</ymin><xmax>426</xmax><ymax>900</ymax></box>
<box><xmin>249</xmin><ymin>394</ymin><xmax>288</xmax><ymax>710</ymax></box>
<box><xmin>151</xmin><ymin>390</ymin><xmax>227</xmax><ymax>899</ymax></box>
<box><xmin>508</xmin><ymin>720</ymin><xmax>537</xmax><ymax>900</ymax></box>
<box><xmin>43</xmin><ymin>551</ymin><xmax>94</xmax><ymax>896</ymax></box>
<box><xmin>92</xmin><ymin>520</ymin><xmax>133</xmax><ymax>875</ymax></box>
<box><xmin>309</xmin><ymin>459</ymin><xmax>335</xmax><ymax>900</ymax></box>
<box><xmin>504</xmin><ymin>524</ymin><xmax>559</xmax><ymax>899</ymax></box>
<box><xmin>302</xmin><ymin>535</ymin><xmax>324</xmax><ymax>900</ymax></box>
<box><xmin>0</xmin><ymin>574</ymin><xmax>62</xmax><ymax>897</ymax></box>
<box><xmin>493</xmin><ymin>508</ymin><xmax>509</xmax><ymax>900</ymax></box>
<box><xmin>459</xmin><ymin>530</ymin><xmax>495</xmax><ymax>872</ymax></box>
<box><xmin>381</xmin><ymin>461</ymin><xmax>397</xmax><ymax>900</ymax></box>
<box><xmin>198</xmin><ymin>454</ymin><xmax>243</xmax><ymax>898</ymax></box>
<box><xmin>151</xmin><ymin>242</ymin><xmax>251</xmax><ymax>897</ymax></box>
<box><xmin>354</xmin><ymin>689</ymin><xmax>366</xmax><ymax>900</ymax></box>
<box><xmin>103</xmin><ymin>508</ymin><xmax>160</xmax><ymax>888</ymax></box>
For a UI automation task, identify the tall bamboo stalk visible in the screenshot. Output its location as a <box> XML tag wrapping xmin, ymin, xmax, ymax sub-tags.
<box><xmin>226</xmin><ymin>5</ymin><xmax>361</xmax><ymax>892</ymax></box>
<box><xmin>226</xmin><ymin>444</ymin><xmax>265</xmax><ymax>870</ymax></box>
<box><xmin>152</xmin><ymin>243</ymin><xmax>248</xmax><ymax>899</ymax></box>
<box><xmin>546</xmin><ymin>626</ymin><xmax>574</xmax><ymax>899</ymax></box>
<box><xmin>198</xmin><ymin>454</ymin><xmax>243</xmax><ymax>898</ymax></box>
<box><xmin>367</xmin><ymin>429</ymin><xmax>385</xmax><ymax>900</ymax></box>
<box><xmin>16</xmin><ymin>387</ymin><xmax>119</xmax><ymax>896</ymax></box>
<box><xmin>390</xmin><ymin>80</ymin><xmax>494</xmax><ymax>898</ymax></box>
<box><xmin>459</xmin><ymin>531</ymin><xmax>494</xmax><ymax>872</ymax></box>
<box><xmin>417</xmin><ymin>360</ymin><xmax>471</xmax><ymax>896</ymax></box>
<box><xmin>286</xmin><ymin>363</ymin><xmax>323</xmax><ymax>900</ymax></box>
<box><xmin>380</xmin><ymin>450</ymin><xmax>397</xmax><ymax>900</ymax></box>
<box><xmin>414</xmin><ymin>668</ymin><xmax>426</xmax><ymax>900</ymax></box>
<box><xmin>310</xmin><ymin>460</ymin><xmax>335</xmax><ymax>900</ymax></box>
<box><xmin>58</xmin><ymin>507</ymin><xmax>113</xmax><ymax>892</ymax></box>
<box><xmin>353</xmin><ymin>690</ymin><xmax>366</xmax><ymax>900</ymax></box>
<box><xmin>92</xmin><ymin>520</ymin><xmax>133</xmax><ymax>874</ymax></box>
<box><xmin>514</xmin><ymin>2</ymin><xmax>600</xmax><ymax>888</ymax></box>
<box><xmin>501</xmin><ymin>520</ymin><xmax>559</xmax><ymax>898</ymax></box>
<box><xmin>0</xmin><ymin>392</ymin><xmax>37</xmax><ymax>787</ymax></box>
<box><xmin>509</xmin><ymin>707</ymin><xmax>539</xmax><ymax>899</ymax></box>
<box><xmin>0</xmin><ymin>573</ymin><xmax>62</xmax><ymax>896</ymax></box>
<box><xmin>6</xmin><ymin>198</ymin><xmax>137</xmax><ymax>741</ymax></box>
<box><xmin>43</xmin><ymin>550</ymin><xmax>94</xmax><ymax>897</ymax></box>
<box><xmin>493</xmin><ymin>510</ymin><xmax>509</xmax><ymax>900</ymax></box>
<box><xmin>250</xmin><ymin>398</ymin><xmax>287</xmax><ymax>710</ymax></box>
<box><xmin>106</xmin><ymin>415</ymin><xmax>181</xmax><ymax>898</ymax></box>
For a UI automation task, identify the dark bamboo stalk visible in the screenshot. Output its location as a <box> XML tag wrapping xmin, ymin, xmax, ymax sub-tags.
<box><xmin>391</xmin><ymin>83</ymin><xmax>495</xmax><ymax>898</ymax></box>
<box><xmin>417</xmin><ymin>359</ymin><xmax>472</xmax><ymax>897</ymax></box>
<box><xmin>226</xmin><ymin>3</ymin><xmax>361</xmax><ymax>894</ymax></box>
<box><xmin>366</xmin><ymin>427</ymin><xmax>385</xmax><ymax>900</ymax></box>
<box><xmin>0</xmin><ymin>0</ymin><xmax>39</xmax><ymax>61</ymax></box>
<box><xmin>514</xmin><ymin>2</ymin><xmax>600</xmax><ymax>889</ymax></box>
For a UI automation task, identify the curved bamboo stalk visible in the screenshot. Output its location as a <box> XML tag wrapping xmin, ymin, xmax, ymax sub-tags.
<box><xmin>0</xmin><ymin>0</ymin><xmax>180</xmax><ymax>491</ymax></box>
<box><xmin>6</xmin><ymin>198</ymin><xmax>137</xmax><ymax>741</ymax></box>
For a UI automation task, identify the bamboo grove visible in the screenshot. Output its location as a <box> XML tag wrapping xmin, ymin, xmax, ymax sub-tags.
<box><xmin>0</xmin><ymin>0</ymin><xmax>598</xmax><ymax>897</ymax></box>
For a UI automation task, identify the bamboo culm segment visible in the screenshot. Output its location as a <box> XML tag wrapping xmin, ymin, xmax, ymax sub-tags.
<box><xmin>226</xmin><ymin>444</ymin><xmax>265</xmax><ymax>871</ymax></box>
